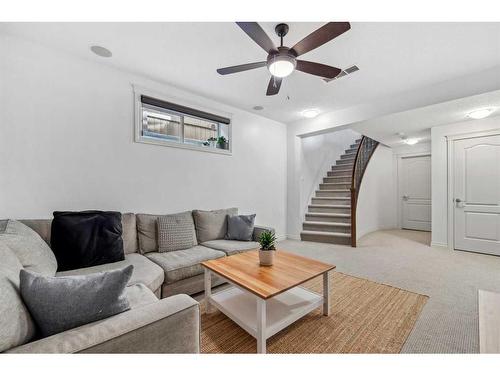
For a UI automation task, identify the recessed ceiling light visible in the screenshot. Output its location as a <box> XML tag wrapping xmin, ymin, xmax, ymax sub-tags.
<box><xmin>253</xmin><ymin>105</ymin><xmax>264</xmax><ymax>111</ymax></box>
<box><xmin>404</xmin><ymin>138</ymin><xmax>419</xmax><ymax>145</ymax></box>
<box><xmin>301</xmin><ymin>109</ymin><xmax>320</xmax><ymax>118</ymax></box>
<box><xmin>398</xmin><ymin>133</ymin><xmax>419</xmax><ymax>145</ymax></box>
<box><xmin>90</xmin><ymin>45</ymin><xmax>112</xmax><ymax>58</ymax></box>
<box><xmin>467</xmin><ymin>108</ymin><xmax>494</xmax><ymax>120</ymax></box>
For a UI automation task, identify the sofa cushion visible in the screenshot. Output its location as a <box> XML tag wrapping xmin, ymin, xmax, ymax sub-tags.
<box><xmin>0</xmin><ymin>242</ymin><xmax>37</xmax><ymax>352</ymax></box>
<box><xmin>158</xmin><ymin>211</ymin><xmax>197</xmax><ymax>252</ymax></box>
<box><xmin>20</xmin><ymin>266</ymin><xmax>133</xmax><ymax>337</ymax></box>
<box><xmin>0</xmin><ymin>219</ymin><xmax>57</xmax><ymax>276</ymax></box>
<box><xmin>226</xmin><ymin>214</ymin><xmax>256</xmax><ymax>241</ymax></box>
<box><xmin>136</xmin><ymin>213</ymin><xmax>159</xmax><ymax>254</ymax></box>
<box><xmin>20</xmin><ymin>219</ymin><xmax>52</xmax><ymax>245</ymax></box>
<box><xmin>51</xmin><ymin>211</ymin><xmax>125</xmax><ymax>271</ymax></box>
<box><xmin>125</xmin><ymin>283</ymin><xmax>158</xmax><ymax>309</ymax></box>
<box><xmin>121</xmin><ymin>213</ymin><xmax>138</xmax><ymax>255</ymax></box>
<box><xmin>192</xmin><ymin>208</ymin><xmax>238</xmax><ymax>243</ymax></box>
<box><xmin>56</xmin><ymin>253</ymin><xmax>164</xmax><ymax>294</ymax></box>
<box><xmin>145</xmin><ymin>246</ymin><xmax>225</xmax><ymax>284</ymax></box>
<box><xmin>202</xmin><ymin>240</ymin><xmax>260</xmax><ymax>256</ymax></box>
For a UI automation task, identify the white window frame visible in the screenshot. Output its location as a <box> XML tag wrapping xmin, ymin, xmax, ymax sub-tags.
<box><xmin>133</xmin><ymin>85</ymin><xmax>232</xmax><ymax>155</ymax></box>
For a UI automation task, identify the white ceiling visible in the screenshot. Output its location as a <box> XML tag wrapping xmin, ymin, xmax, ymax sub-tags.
<box><xmin>351</xmin><ymin>89</ymin><xmax>500</xmax><ymax>146</ymax></box>
<box><xmin>1</xmin><ymin>22</ymin><xmax>500</xmax><ymax>123</ymax></box>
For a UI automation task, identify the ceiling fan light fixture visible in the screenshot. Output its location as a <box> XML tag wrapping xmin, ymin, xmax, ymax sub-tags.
<box><xmin>268</xmin><ymin>55</ymin><xmax>296</xmax><ymax>78</ymax></box>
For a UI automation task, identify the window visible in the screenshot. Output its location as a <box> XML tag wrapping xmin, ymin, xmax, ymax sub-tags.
<box><xmin>135</xmin><ymin>93</ymin><xmax>231</xmax><ymax>154</ymax></box>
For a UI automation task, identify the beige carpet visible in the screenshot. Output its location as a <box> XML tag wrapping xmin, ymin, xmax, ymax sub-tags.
<box><xmin>201</xmin><ymin>272</ymin><xmax>428</xmax><ymax>353</ymax></box>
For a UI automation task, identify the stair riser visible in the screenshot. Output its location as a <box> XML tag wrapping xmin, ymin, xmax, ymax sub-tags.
<box><xmin>336</xmin><ymin>160</ymin><xmax>355</xmax><ymax>166</ymax></box>
<box><xmin>327</xmin><ymin>170</ymin><xmax>351</xmax><ymax>176</ymax></box>
<box><xmin>350</xmin><ymin>144</ymin><xmax>359</xmax><ymax>149</ymax></box>
<box><xmin>311</xmin><ymin>197</ymin><xmax>350</xmax><ymax>205</ymax></box>
<box><xmin>345</xmin><ymin>149</ymin><xmax>357</xmax><ymax>155</ymax></box>
<box><xmin>315</xmin><ymin>190</ymin><xmax>350</xmax><ymax>197</ymax></box>
<box><xmin>305</xmin><ymin>214</ymin><xmax>351</xmax><ymax>223</ymax></box>
<box><xmin>340</xmin><ymin>154</ymin><xmax>355</xmax><ymax>160</ymax></box>
<box><xmin>320</xmin><ymin>183</ymin><xmax>350</xmax><ymax>190</ymax></box>
<box><xmin>308</xmin><ymin>206</ymin><xmax>350</xmax><ymax>214</ymax></box>
<box><xmin>300</xmin><ymin>233</ymin><xmax>351</xmax><ymax>245</ymax></box>
<box><xmin>303</xmin><ymin>223</ymin><xmax>351</xmax><ymax>233</ymax></box>
<box><xmin>323</xmin><ymin>177</ymin><xmax>351</xmax><ymax>183</ymax></box>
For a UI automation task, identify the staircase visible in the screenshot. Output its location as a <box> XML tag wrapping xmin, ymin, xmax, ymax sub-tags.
<box><xmin>300</xmin><ymin>138</ymin><xmax>361</xmax><ymax>245</ymax></box>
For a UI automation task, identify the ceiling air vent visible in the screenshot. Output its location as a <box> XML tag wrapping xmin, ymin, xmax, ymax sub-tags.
<box><xmin>323</xmin><ymin>65</ymin><xmax>359</xmax><ymax>83</ymax></box>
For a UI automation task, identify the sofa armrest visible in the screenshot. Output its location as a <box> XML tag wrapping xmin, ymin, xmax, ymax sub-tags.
<box><xmin>7</xmin><ymin>294</ymin><xmax>199</xmax><ymax>354</ymax></box>
<box><xmin>253</xmin><ymin>225</ymin><xmax>275</xmax><ymax>242</ymax></box>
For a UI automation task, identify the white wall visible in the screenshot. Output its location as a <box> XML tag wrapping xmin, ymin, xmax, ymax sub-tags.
<box><xmin>431</xmin><ymin>116</ymin><xmax>500</xmax><ymax>247</ymax></box>
<box><xmin>0</xmin><ymin>35</ymin><xmax>288</xmax><ymax>238</ymax></box>
<box><xmin>286</xmin><ymin>129</ymin><xmax>359</xmax><ymax>238</ymax></box>
<box><xmin>356</xmin><ymin>145</ymin><xmax>397</xmax><ymax>240</ymax></box>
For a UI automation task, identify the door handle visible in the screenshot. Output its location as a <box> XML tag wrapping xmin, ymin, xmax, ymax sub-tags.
<box><xmin>455</xmin><ymin>198</ymin><xmax>465</xmax><ymax>208</ymax></box>
<box><xmin>402</xmin><ymin>195</ymin><xmax>409</xmax><ymax>201</ymax></box>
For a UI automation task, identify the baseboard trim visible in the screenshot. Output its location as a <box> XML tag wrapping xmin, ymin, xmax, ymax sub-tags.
<box><xmin>276</xmin><ymin>234</ymin><xmax>287</xmax><ymax>241</ymax></box>
<box><xmin>431</xmin><ymin>241</ymin><xmax>448</xmax><ymax>248</ymax></box>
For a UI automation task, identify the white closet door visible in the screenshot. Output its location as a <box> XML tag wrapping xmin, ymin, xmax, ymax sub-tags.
<box><xmin>454</xmin><ymin>134</ymin><xmax>500</xmax><ymax>255</ymax></box>
<box><xmin>400</xmin><ymin>155</ymin><xmax>431</xmax><ymax>231</ymax></box>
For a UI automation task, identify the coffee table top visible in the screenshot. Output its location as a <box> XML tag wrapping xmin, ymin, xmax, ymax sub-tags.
<box><xmin>201</xmin><ymin>249</ymin><xmax>335</xmax><ymax>299</ymax></box>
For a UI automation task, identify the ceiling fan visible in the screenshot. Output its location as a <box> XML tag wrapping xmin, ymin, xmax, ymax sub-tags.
<box><xmin>216</xmin><ymin>22</ymin><xmax>351</xmax><ymax>96</ymax></box>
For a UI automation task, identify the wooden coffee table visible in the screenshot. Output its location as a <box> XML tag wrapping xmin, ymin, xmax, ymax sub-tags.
<box><xmin>201</xmin><ymin>249</ymin><xmax>335</xmax><ymax>353</ymax></box>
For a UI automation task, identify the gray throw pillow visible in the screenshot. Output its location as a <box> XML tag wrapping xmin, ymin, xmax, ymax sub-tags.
<box><xmin>157</xmin><ymin>211</ymin><xmax>197</xmax><ymax>252</ymax></box>
<box><xmin>20</xmin><ymin>265</ymin><xmax>133</xmax><ymax>337</ymax></box>
<box><xmin>226</xmin><ymin>214</ymin><xmax>256</xmax><ymax>241</ymax></box>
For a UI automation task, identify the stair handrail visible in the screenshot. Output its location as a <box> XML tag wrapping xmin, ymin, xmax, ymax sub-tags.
<box><xmin>350</xmin><ymin>136</ymin><xmax>379</xmax><ymax>247</ymax></box>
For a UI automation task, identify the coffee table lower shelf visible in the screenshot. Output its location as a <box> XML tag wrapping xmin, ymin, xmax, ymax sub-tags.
<box><xmin>206</xmin><ymin>282</ymin><xmax>324</xmax><ymax>353</ymax></box>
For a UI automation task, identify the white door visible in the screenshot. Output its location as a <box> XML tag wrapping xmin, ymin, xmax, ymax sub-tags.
<box><xmin>400</xmin><ymin>155</ymin><xmax>431</xmax><ymax>231</ymax></box>
<box><xmin>453</xmin><ymin>134</ymin><xmax>500</xmax><ymax>255</ymax></box>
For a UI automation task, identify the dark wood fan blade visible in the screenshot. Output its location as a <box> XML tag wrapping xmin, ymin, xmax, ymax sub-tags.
<box><xmin>266</xmin><ymin>76</ymin><xmax>282</xmax><ymax>96</ymax></box>
<box><xmin>296</xmin><ymin>60</ymin><xmax>341</xmax><ymax>79</ymax></box>
<box><xmin>217</xmin><ymin>61</ymin><xmax>267</xmax><ymax>75</ymax></box>
<box><xmin>291</xmin><ymin>22</ymin><xmax>350</xmax><ymax>57</ymax></box>
<box><xmin>236</xmin><ymin>22</ymin><xmax>277</xmax><ymax>54</ymax></box>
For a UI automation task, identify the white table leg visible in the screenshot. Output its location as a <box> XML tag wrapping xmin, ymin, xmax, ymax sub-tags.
<box><xmin>256</xmin><ymin>298</ymin><xmax>267</xmax><ymax>354</ymax></box>
<box><xmin>204</xmin><ymin>268</ymin><xmax>215</xmax><ymax>314</ymax></box>
<box><xmin>323</xmin><ymin>271</ymin><xmax>330</xmax><ymax>316</ymax></box>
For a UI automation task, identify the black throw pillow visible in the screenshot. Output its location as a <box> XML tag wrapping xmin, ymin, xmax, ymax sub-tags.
<box><xmin>51</xmin><ymin>211</ymin><xmax>124</xmax><ymax>271</ymax></box>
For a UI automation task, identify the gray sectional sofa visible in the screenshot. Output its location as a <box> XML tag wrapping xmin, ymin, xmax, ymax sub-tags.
<box><xmin>0</xmin><ymin>209</ymin><xmax>273</xmax><ymax>353</ymax></box>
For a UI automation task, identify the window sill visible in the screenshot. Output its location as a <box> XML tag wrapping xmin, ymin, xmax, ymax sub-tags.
<box><xmin>135</xmin><ymin>136</ymin><xmax>232</xmax><ymax>156</ymax></box>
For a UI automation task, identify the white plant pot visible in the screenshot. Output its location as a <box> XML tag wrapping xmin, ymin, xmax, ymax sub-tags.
<box><xmin>259</xmin><ymin>249</ymin><xmax>275</xmax><ymax>266</ymax></box>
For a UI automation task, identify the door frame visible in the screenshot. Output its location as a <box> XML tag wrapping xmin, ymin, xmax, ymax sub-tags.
<box><xmin>396</xmin><ymin>152</ymin><xmax>431</xmax><ymax>229</ymax></box>
<box><xmin>446</xmin><ymin>129</ymin><xmax>500</xmax><ymax>251</ymax></box>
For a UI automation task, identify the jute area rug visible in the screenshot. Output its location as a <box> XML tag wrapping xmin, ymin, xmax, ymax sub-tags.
<box><xmin>201</xmin><ymin>272</ymin><xmax>428</xmax><ymax>353</ymax></box>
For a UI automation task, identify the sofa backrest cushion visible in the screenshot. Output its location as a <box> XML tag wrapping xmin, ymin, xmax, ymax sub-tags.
<box><xmin>157</xmin><ymin>211</ymin><xmax>198</xmax><ymax>252</ymax></box>
<box><xmin>0</xmin><ymin>241</ymin><xmax>37</xmax><ymax>352</ymax></box>
<box><xmin>121</xmin><ymin>213</ymin><xmax>138</xmax><ymax>255</ymax></box>
<box><xmin>0</xmin><ymin>220</ymin><xmax>57</xmax><ymax>276</ymax></box>
<box><xmin>20</xmin><ymin>219</ymin><xmax>52</xmax><ymax>245</ymax></box>
<box><xmin>136</xmin><ymin>213</ymin><xmax>158</xmax><ymax>254</ymax></box>
<box><xmin>192</xmin><ymin>208</ymin><xmax>238</xmax><ymax>243</ymax></box>
<box><xmin>20</xmin><ymin>213</ymin><xmax>138</xmax><ymax>255</ymax></box>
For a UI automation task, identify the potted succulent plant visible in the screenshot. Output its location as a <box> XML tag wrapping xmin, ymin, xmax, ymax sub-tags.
<box><xmin>258</xmin><ymin>230</ymin><xmax>276</xmax><ymax>266</ymax></box>
<box><xmin>217</xmin><ymin>136</ymin><xmax>228</xmax><ymax>150</ymax></box>
<box><xmin>207</xmin><ymin>137</ymin><xmax>217</xmax><ymax>148</ymax></box>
